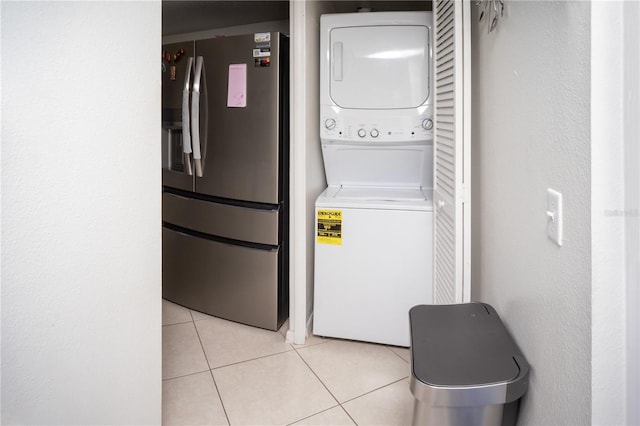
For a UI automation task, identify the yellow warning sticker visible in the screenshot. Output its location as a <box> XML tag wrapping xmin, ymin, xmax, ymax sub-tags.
<box><xmin>317</xmin><ymin>209</ymin><xmax>342</xmax><ymax>245</ymax></box>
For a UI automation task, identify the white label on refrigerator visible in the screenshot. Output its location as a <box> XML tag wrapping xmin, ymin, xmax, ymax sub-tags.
<box><xmin>227</xmin><ymin>64</ymin><xmax>247</xmax><ymax>108</ymax></box>
<box><xmin>254</xmin><ymin>32</ymin><xmax>271</xmax><ymax>43</ymax></box>
<box><xmin>253</xmin><ymin>48</ymin><xmax>271</xmax><ymax>58</ymax></box>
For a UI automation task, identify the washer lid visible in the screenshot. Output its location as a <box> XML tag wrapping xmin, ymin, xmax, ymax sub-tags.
<box><xmin>321</xmin><ymin>142</ymin><xmax>433</xmax><ymax>189</ymax></box>
<box><xmin>336</xmin><ymin>186</ymin><xmax>427</xmax><ymax>201</ymax></box>
<box><xmin>410</xmin><ymin>303</ymin><xmax>529</xmax><ymax>399</ymax></box>
<box><xmin>316</xmin><ymin>186</ymin><xmax>433</xmax><ymax>211</ymax></box>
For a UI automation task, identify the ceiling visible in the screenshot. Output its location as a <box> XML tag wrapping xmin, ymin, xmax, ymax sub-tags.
<box><xmin>162</xmin><ymin>1</ymin><xmax>430</xmax><ymax>36</ymax></box>
<box><xmin>162</xmin><ymin>1</ymin><xmax>289</xmax><ymax>36</ymax></box>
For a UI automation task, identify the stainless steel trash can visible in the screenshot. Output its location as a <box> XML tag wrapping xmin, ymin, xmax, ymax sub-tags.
<box><xmin>409</xmin><ymin>303</ymin><xmax>529</xmax><ymax>426</ymax></box>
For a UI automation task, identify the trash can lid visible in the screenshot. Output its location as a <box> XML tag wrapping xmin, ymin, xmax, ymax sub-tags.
<box><xmin>410</xmin><ymin>303</ymin><xmax>529</xmax><ymax>396</ymax></box>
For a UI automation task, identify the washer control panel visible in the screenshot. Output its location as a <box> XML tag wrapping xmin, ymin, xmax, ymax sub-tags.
<box><xmin>321</xmin><ymin>114</ymin><xmax>433</xmax><ymax>142</ymax></box>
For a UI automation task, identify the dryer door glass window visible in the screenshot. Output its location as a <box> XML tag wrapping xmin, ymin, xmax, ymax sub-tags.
<box><xmin>329</xmin><ymin>25</ymin><xmax>429</xmax><ymax>109</ymax></box>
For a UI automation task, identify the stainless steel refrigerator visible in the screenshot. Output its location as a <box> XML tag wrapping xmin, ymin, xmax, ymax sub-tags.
<box><xmin>161</xmin><ymin>32</ymin><xmax>289</xmax><ymax>331</ymax></box>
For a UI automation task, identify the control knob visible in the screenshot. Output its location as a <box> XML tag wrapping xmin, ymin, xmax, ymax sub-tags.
<box><xmin>324</xmin><ymin>118</ymin><xmax>336</xmax><ymax>130</ymax></box>
<box><xmin>422</xmin><ymin>118</ymin><xmax>433</xmax><ymax>131</ymax></box>
<box><xmin>370</xmin><ymin>129</ymin><xmax>379</xmax><ymax>138</ymax></box>
<box><xmin>357</xmin><ymin>128</ymin><xmax>367</xmax><ymax>138</ymax></box>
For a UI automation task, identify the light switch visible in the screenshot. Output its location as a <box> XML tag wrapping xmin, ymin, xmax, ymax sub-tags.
<box><xmin>547</xmin><ymin>188</ymin><xmax>563</xmax><ymax>246</ymax></box>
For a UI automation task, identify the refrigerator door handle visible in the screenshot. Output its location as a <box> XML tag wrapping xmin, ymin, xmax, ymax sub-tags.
<box><xmin>182</xmin><ymin>56</ymin><xmax>194</xmax><ymax>176</ymax></box>
<box><xmin>191</xmin><ymin>56</ymin><xmax>204</xmax><ymax>178</ymax></box>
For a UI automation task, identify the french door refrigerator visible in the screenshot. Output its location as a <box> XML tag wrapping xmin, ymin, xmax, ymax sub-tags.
<box><xmin>161</xmin><ymin>32</ymin><xmax>289</xmax><ymax>331</ymax></box>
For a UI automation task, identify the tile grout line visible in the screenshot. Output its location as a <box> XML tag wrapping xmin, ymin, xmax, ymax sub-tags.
<box><xmin>290</xmin><ymin>345</ymin><xmax>360</xmax><ymax>426</ymax></box>
<box><xmin>166</xmin><ymin>305</ymin><xmax>403</xmax><ymax>426</ymax></box>
<box><xmin>190</xmin><ymin>311</ymin><xmax>232</xmax><ymax>426</ymax></box>
<box><xmin>162</xmin><ymin>319</ymin><xmax>195</xmax><ymax>330</ymax></box>
<box><xmin>162</xmin><ymin>320</ymin><xmax>193</xmax><ymax>327</ymax></box>
<box><xmin>208</xmin><ymin>369</ymin><xmax>231</xmax><ymax>426</ymax></box>
<box><xmin>385</xmin><ymin>345</ymin><xmax>411</xmax><ymax>364</ymax></box>
<box><xmin>187</xmin><ymin>308</ymin><xmax>298</xmax><ymax>371</ymax></box>
<box><xmin>291</xmin><ymin>338</ymin><xmax>334</xmax><ymax>351</ymax></box>
<box><xmin>190</xmin><ymin>311</ymin><xmax>213</xmax><ymax>370</ymax></box>
<box><xmin>209</xmin><ymin>346</ymin><xmax>297</xmax><ymax>372</ymax></box>
<box><xmin>162</xmin><ymin>316</ymin><xmax>210</xmax><ymax>381</ymax></box>
<box><xmin>292</xmin><ymin>341</ymin><xmax>412</xmax><ymax>425</ymax></box>
<box><xmin>163</xmin><ymin>368</ymin><xmax>212</xmax><ymax>382</ymax></box>
<box><xmin>283</xmin><ymin>404</ymin><xmax>348</xmax><ymax>426</ymax></box>
<box><xmin>291</xmin><ymin>345</ymin><xmax>341</xmax><ymax>402</ymax></box>
<box><xmin>339</xmin><ymin>376</ymin><xmax>410</xmax><ymax>405</ymax></box>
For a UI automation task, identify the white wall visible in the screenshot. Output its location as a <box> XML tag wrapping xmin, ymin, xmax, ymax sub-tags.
<box><xmin>1</xmin><ymin>1</ymin><xmax>161</xmax><ymax>424</ymax></box>
<box><xmin>591</xmin><ymin>1</ymin><xmax>627</xmax><ymax>423</ymax></box>
<box><xmin>289</xmin><ymin>0</ymin><xmax>330</xmax><ymax>343</ymax></box>
<box><xmin>471</xmin><ymin>2</ymin><xmax>591</xmax><ymax>424</ymax></box>
<box><xmin>290</xmin><ymin>0</ymin><xmax>354</xmax><ymax>343</ymax></box>
<box><xmin>623</xmin><ymin>2</ymin><xmax>640</xmax><ymax>423</ymax></box>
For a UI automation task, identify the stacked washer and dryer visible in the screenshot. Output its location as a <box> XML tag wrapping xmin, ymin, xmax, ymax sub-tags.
<box><xmin>313</xmin><ymin>11</ymin><xmax>434</xmax><ymax>348</ymax></box>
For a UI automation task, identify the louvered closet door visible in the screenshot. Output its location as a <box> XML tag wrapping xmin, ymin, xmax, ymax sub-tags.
<box><xmin>433</xmin><ymin>0</ymin><xmax>471</xmax><ymax>303</ymax></box>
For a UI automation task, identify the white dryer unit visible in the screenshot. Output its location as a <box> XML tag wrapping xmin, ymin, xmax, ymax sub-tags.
<box><xmin>320</xmin><ymin>11</ymin><xmax>433</xmax><ymax>146</ymax></box>
<box><xmin>314</xmin><ymin>11</ymin><xmax>434</xmax><ymax>347</ymax></box>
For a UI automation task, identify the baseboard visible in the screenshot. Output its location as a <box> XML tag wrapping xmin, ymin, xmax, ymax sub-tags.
<box><xmin>285</xmin><ymin>329</ymin><xmax>296</xmax><ymax>344</ymax></box>
<box><xmin>284</xmin><ymin>312</ymin><xmax>314</xmax><ymax>345</ymax></box>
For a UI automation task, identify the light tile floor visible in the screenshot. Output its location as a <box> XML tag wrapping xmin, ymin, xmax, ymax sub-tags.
<box><xmin>162</xmin><ymin>299</ymin><xmax>415</xmax><ymax>425</ymax></box>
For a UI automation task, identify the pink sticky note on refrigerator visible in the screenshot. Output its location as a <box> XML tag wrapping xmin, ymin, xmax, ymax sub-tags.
<box><xmin>227</xmin><ymin>64</ymin><xmax>247</xmax><ymax>108</ymax></box>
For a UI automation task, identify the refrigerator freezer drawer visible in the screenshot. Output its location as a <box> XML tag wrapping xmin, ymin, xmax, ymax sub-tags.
<box><xmin>162</xmin><ymin>192</ymin><xmax>279</xmax><ymax>246</ymax></box>
<box><xmin>163</xmin><ymin>227</ymin><xmax>283</xmax><ymax>330</ymax></box>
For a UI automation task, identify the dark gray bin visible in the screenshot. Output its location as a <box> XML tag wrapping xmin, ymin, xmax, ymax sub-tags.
<box><xmin>409</xmin><ymin>303</ymin><xmax>529</xmax><ymax>426</ymax></box>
